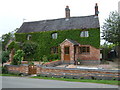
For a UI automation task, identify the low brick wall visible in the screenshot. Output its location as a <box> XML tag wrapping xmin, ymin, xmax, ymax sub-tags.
<box><xmin>37</xmin><ymin>66</ymin><xmax>120</xmax><ymax>80</ymax></box>
<box><xmin>5</xmin><ymin>65</ymin><xmax>120</xmax><ymax>80</ymax></box>
<box><xmin>43</xmin><ymin>60</ymin><xmax>62</xmax><ymax>67</ymax></box>
<box><xmin>5</xmin><ymin>65</ymin><xmax>28</xmax><ymax>75</ymax></box>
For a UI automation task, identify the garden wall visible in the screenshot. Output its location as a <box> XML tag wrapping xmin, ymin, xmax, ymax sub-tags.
<box><xmin>5</xmin><ymin>65</ymin><xmax>120</xmax><ymax>80</ymax></box>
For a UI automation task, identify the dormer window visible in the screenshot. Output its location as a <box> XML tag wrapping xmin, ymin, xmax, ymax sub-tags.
<box><xmin>52</xmin><ymin>32</ymin><xmax>57</xmax><ymax>39</ymax></box>
<box><xmin>27</xmin><ymin>35</ymin><xmax>32</xmax><ymax>40</ymax></box>
<box><xmin>80</xmin><ymin>31</ymin><xmax>89</xmax><ymax>37</ymax></box>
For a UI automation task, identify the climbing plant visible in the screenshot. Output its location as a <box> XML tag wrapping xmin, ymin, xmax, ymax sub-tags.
<box><xmin>15</xmin><ymin>29</ymin><xmax>100</xmax><ymax>61</ymax></box>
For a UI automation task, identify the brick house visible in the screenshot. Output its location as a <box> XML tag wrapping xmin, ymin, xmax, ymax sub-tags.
<box><xmin>16</xmin><ymin>3</ymin><xmax>100</xmax><ymax>65</ymax></box>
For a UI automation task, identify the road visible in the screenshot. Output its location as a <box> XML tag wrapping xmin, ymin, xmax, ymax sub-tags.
<box><xmin>1</xmin><ymin>76</ymin><xmax>118</xmax><ymax>88</ymax></box>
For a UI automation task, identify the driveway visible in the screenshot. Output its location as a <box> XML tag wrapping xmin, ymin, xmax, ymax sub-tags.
<box><xmin>1</xmin><ymin>76</ymin><xmax>118</xmax><ymax>88</ymax></box>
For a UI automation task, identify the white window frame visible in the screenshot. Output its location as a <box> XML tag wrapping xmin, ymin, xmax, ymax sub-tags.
<box><xmin>27</xmin><ymin>35</ymin><xmax>32</xmax><ymax>40</ymax></box>
<box><xmin>52</xmin><ymin>33</ymin><xmax>58</xmax><ymax>39</ymax></box>
<box><xmin>80</xmin><ymin>31</ymin><xmax>89</xmax><ymax>37</ymax></box>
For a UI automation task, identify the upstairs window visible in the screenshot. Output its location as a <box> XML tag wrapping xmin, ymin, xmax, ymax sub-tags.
<box><xmin>51</xmin><ymin>47</ymin><xmax>58</xmax><ymax>54</ymax></box>
<box><xmin>79</xmin><ymin>46</ymin><xmax>90</xmax><ymax>54</ymax></box>
<box><xmin>80</xmin><ymin>31</ymin><xmax>89</xmax><ymax>37</ymax></box>
<box><xmin>52</xmin><ymin>33</ymin><xmax>57</xmax><ymax>39</ymax></box>
<box><xmin>27</xmin><ymin>35</ymin><xmax>32</xmax><ymax>40</ymax></box>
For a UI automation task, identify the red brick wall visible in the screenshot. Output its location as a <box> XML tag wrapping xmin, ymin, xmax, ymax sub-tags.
<box><xmin>78</xmin><ymin>45</ymin><xmax>100</xmax><ymax>60</ymax></box>
<box><xmin>5</xmin><ymin>65</ymin><xmax>120</xmax><ymax>79</ymax></box>
<box><xmin>6</xmin><ymin>65</ymin><xmax>28</xmax><ymax>74</ymax></box>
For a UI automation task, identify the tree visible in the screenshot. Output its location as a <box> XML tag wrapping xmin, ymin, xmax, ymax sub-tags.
<box><xmin>21</xmin><ymin>41</ymin><xmax>38</xmax><ymax>60</ymax></box>
<box><xmin>1</xmin><ymin>28</ymin><xmax>18</xmax><ymax>51</ymax></box>
<box><xmin>102</xmin><ymin>11</ymin><xmax>120</xmax><ymax>58</ymax></box>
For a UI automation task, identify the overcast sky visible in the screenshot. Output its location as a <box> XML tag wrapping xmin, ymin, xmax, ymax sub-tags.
<box><xmin>0</xmin><ymin>0</ymin><xmax>119</xmax><ymax>44</ymax></box>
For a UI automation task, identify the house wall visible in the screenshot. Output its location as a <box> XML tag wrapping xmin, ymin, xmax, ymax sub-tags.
<box><xmin>77</xmin><ymin>45</ymin><xmax>100</xmax><ymax>64</ymax></box>
<box><xmin>15</xmin><ymin>29</ymin><xmax>100</xmax><ymax>61</ymax></box>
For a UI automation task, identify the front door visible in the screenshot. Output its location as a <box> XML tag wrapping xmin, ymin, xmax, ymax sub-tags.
<box><xmin>64</xmin><ymin>46</ymin><xmax>70</xmax><ymax>61</ymax></box>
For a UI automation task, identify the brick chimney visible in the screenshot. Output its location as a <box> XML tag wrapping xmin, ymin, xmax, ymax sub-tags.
<box><xmin>65</xmin><ymin>6</ymin><xmax>70</xmax><ymax>18</ymax></box>
<box><xmin>95</xmin><ymin>3</ymin><xmax>99</xmax><ymax>16</ymax></box>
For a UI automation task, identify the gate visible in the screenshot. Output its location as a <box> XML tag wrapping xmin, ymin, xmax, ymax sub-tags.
<box><xmin>28</xmin><ymin>65</ymin><xmax>37</xmax><ymax>75</ymax></box>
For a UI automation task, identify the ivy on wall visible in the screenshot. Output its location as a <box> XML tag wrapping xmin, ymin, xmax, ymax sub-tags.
<box><xmin>15</xmin><ymin>29</ymin><xmax>100</xmax><ymax>61</ymax></box>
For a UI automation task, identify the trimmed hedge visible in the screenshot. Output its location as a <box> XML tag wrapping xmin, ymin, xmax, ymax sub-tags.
<box><xmin>15</xmin><ymin>29</ymin><xmax>100</xmax><ymax>61</ymax></box>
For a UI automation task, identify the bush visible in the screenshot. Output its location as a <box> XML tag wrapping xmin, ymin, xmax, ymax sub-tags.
<box><xmin>11</xmin><ymin>50</ymin><xmax>25</xmax><ymax>65</ymax></box>
<box><xmin>48</xmin><ymin>54</ymin><xmax>60</xmax><ymax>61</ymax></box>
<box><xmin>1</xmin><ymin>51</ymin><xmax>10</xmax><ymax>65</ymax></box>
<box><xmin>42</xmin><ymin>55</ymin><xmax>48</xmax><ymax>62</ymax></box>
<box><xmin>22</xmin><ymin>41</ymin><xmax>38</xmax><ymax>60</ymax></box>
<box><xmin>2</xmin><ymin>66</ymin><xmax>8</xmax><ymax>74</ymax></box>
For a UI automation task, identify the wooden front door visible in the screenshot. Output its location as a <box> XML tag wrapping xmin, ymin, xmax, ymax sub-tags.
<box><xmin>28</xmin><ymin>65</ymin><xmax>37</xmax><ymax>75</ymax></box>
<box><xmin>64</xmin><ymin>46</ymin><xmax>70</xmax><ymax>61</ymax></box>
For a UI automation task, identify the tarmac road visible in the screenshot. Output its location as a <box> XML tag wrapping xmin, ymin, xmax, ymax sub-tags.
<box><xmin>1</xmin><ymin>76</ymin><xmax>118</xmax><ymax>88</ymax></box>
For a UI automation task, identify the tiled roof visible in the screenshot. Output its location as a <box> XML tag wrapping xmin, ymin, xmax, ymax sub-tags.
<box><xmin>17</xmin><ymin>15</ymin><xmax>100</xmax><ymax>33</ymax></box>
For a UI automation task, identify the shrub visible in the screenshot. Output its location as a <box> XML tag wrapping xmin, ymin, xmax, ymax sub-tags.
<box><xmin>1</xmin><ymin>51</ymin><xmax>10</xmax><ymax>66</ymax></box>
<box><xmin>48</xmin><ymin>54</ymin><xmax>60</xmax><ymax>61</ymax></box>
<box><xmin>2</xmin><ymin>66</ymin><xmax>8</xmax><ymax>74</ymax></box>
<box><xmin>21</xmin><ymin>41</ymin><xmax>38</xmax><ymax>60</ymax></box>
<box><xmin>11</xmin><ymin>50</ymin><xmax>25</xmax><ymax>65</ymax></box>
<box><xmin>42</xmin><ymin>55</ymin><xmax>48</xmax><ymax>62</ymax></box>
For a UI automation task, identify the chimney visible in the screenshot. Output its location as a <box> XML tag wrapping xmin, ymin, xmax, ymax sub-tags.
<box><xmin>65</xmin><ymin>6</ymin><xmax>70</xmax><ymax>18</ymax></box>
<box><xmin>95</xmin><ymin>3</ymin><xmax>99</xmax><ymax>16</ymax></box>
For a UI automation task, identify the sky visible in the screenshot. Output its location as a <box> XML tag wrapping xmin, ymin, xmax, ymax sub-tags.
<box><xmin>0</xmin><ymin>0</ymin><xmax>120</xmax><ymax>44</ymax></box>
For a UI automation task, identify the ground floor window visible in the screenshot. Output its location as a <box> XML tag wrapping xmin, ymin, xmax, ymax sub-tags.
<box><xmin>79</xmin><ymin>46</ymin><xmax>90</xmax><ymax>54</ymax></box>
<box><xmin>51</xmin><ymin>47</ymin><xmax>58</xmax><ymax>54</ymax></box>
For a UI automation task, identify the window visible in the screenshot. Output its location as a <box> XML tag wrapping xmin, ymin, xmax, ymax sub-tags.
<box><xmin>79</xmin><ymin>47</ymin><xmax>90</xmax><ymax>54</ymax></box>
<box><xmin>52</xmin><ymin>33</ymin><xmax>57</xmax><ymax>39</ymax></box>
<box><xmin>80</xmin><ymin>31</ymin><xmax>89</xmax><ymax>37</ymax></box>
<box><xmin>51</xmin><ymin>47</ymin><xmax>58</xmax><ymax>54</ymax></box>
<box><xmin>27</xmin><ymin>35</ymin><xmax>32</xmax><ymax>40</ymax></box>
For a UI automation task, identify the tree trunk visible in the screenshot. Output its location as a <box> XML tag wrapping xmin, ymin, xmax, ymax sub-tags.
<box><xmin>9</xmin><ymin>48</ymin><xmax>15</xmax><ymax>62</ymax></box>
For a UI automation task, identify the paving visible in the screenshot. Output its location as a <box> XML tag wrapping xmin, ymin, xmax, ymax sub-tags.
<box><xmin>2</xmin><ymin>76</ymin><xmax>119</xmax><ymax>88</ymax></box>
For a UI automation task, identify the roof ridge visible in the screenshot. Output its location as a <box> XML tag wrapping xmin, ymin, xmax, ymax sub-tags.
<box><xmin>23</xmin><ymin>15</ymin><xmax>96</xmax><ymax>23</ymax></box>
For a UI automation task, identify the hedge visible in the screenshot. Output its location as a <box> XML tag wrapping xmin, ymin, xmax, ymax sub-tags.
<box><xmin>15</xmin><ymin>29</ymin><xmax>100</xmax><ymax>61</ymax></box>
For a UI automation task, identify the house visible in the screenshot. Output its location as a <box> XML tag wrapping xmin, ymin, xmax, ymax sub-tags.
<box><xmin>16</xmin><ymin>3</ymin><xmax>100</xmax><ymax>65</ymax></box>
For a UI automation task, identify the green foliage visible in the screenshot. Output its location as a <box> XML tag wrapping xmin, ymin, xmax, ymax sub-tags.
<box><xmin>15</xmin><ymin>28</ymin><xmax>100</xmax><ymax>60</ymax></box>
<box><xmin>12</xmin><ymin>50</ymin><xmax>25</xmax><ymax>65</ymax></box>
<box><xmin>48</xmin><ymin>54</ymin><xmax>60</xmax><ymax>61</ymax></box>
<box><xmin>1</xmin><ymin>51</ymin><xmax>10</xmax><ymax>64</ymax></box>
<box><xmin>102</xmin><ymin>11</ymin><xmax>120</xmax><ymax>45</ymax></box>
<box><xmin>100</xmin><ymin>43</ymin><xmax>116</xmax><ymax>60</ymax></box>
<box><xmin>42</xmin><ymin>55</ymin><xmax>48</xmax><ymax>62</ymax></box>
<box><xmin>8</xmin><ymin>41</ymin><xmax>20</xmax><ymax>50</ymax></box>
<box><xmin>21</xmin><ymin>41</ymin><xmax>38</xmax><ymax>60</ymax></box>
<box><xmin>2</xmin><ymin>33</ymin><xmax>12</xmax><ymax>51</ymax></box>
<box><xmin>2</xmin><ymin>66</ymin><xmax>8</xmax><ymax>74</ymax></box>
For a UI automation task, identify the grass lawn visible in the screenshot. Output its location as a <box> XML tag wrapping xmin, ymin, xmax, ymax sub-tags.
<box><xmin>31</xmin><ymin>76</ymin><xmax>120</xmax><ymax>85</ymax></box>
<box><xmin>0</xmin><ymin>74</ymin><xmax>20</xmax><ymax>77</ymax></box>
